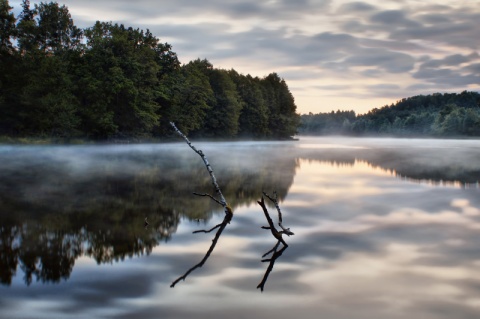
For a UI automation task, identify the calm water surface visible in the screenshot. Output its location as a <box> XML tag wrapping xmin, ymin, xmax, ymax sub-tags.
<box><xmin>1</xmin><ymin>137</ymin><xmax>480</xmax><ymax>319</ymax></box>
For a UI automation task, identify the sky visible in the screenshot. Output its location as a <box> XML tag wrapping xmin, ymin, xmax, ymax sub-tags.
<box><xmin>10</xmin><ymin>0</ymin><xmax>480</xmax><ymax>114</ymax></box>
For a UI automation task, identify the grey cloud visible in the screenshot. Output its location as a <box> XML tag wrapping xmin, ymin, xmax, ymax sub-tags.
<box><xmin>421</xmin><ymin>53</ymin><xmax>479</xmax><ymax>69</ymax></box>
<box><xmin>412</xmin><ymin>52</ymin><xmax>480</xmax><ymax>89</ymax></box>
<box><xmin>391</xmin><ymin>23</ymin><xmax>477</xmax><ymax>48</ymax></box>
<box><xmin>464</xmin><ymin>63</ymin><xmax>480</xmax><ymax>74</ymax></box>
<box><xmin>344</xmin><ymin>48</ymin><xmax>415</xmax><ymax>73</ymax></box>
<box><xmin>337</xmin><ymin>1</ymin><xmax>376</xmax><ymax>14</ymax></box>
<box><xmin>417</xmin><ymin>13</ymin><xmax>452</xmax><ymax>24</ymax></box>
<box><xmin>370</xmin><ymin>10</ymin><xmax>422</xmax><ymax>28</ymax></box>
<box><xmin>414</xmin><ymin>67</ymin><xmax>480</xmax><ymax>87</ymax></box>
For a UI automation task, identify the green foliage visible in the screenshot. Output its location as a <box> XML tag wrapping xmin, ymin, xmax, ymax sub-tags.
<box><xmin>229</xmin><ymin>70</ymin><xmax>269</xmax><ymax>138</ymax></box>
<box><xmin>261</xmin><ymin>73</ymin><xmax>300</xmax><ymax>138</ymax></box>
<box><xmin>201</xmin><ymin>67</ymin><xmax>242</xmax><ymax>137</ymax></box>
<box><xmin>0</xmin><ymin>0</ymin><xmax>16</xmax><ymax>53</ymax></box>
<box><xmin>0</xmin><ymin>1</ymin><xmax>299</xmax><ymax>140</ymax></box>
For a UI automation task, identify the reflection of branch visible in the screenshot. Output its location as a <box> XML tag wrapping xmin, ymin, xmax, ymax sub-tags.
<box><xmin>169</xmin><ymin>122</ymin><xmax>233</xmax><ymax>287</ymax></box>
<box><xmin>193</xmin><ymin>192</ymin><xmax>223</xmax><ymax>206</ymax></box>
<box><xmin>257</xmin><ymin>243</ymin><xmax>288</xmax><ymax>292</ymax></box>
<box><xmin>257</xmin><ymin>195</ymin><xmax>294</xmax><ymax>291</ymax></box>
<box><xmin>170</xmin><ymin>212</ymin><xmax>232</xmax><ymax>288</ymax></box>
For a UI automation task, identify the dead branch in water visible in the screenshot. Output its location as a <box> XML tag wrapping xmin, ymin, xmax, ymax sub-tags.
<box><xmin>169</xmin><ymin>122</ymin><xmax>233</xmax><ymax>288</ymax></box>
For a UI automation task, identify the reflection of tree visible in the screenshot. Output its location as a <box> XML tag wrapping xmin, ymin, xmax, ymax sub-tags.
<box><xmin>0</xmin><ymin>144</ymin><xmax>297</xmax><ymax>286</ymax></box>
<box><xmin>298</xmin><ymin>146</ymin><xmax>480</xmax><ymax>186</ymax></box>
<box><xmin>0</xmin><ymin>211</ymin><xmax>179</xmax><ymax>286</ymax></box>
<box><xmin>0</xmin><ymin>222</ymin><xmax>20</xmax><ymax>285</ymax></box>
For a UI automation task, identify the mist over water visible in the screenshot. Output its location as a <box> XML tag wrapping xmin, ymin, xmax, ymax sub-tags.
<box><xmin>1</xmin><ymin>137</ymin><xmax>480</xmax><ymax>319</ymax></box>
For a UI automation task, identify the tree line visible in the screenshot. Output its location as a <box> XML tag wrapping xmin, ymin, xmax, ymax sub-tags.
<box><xmin>0</xmin><ymin>1</ymin><xmax>300</xmax><ymax>140</ymax></box>
<box><xmin>300</xmin><ymin>91</ymin><xmax>480</xmax><ymax>137</ymax></box>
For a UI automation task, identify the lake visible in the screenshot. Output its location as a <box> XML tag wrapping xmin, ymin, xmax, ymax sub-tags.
<box><xmin>1</xmin><ymin>137</ymin><xmax>480</xmax><ymax>319</ymax></box>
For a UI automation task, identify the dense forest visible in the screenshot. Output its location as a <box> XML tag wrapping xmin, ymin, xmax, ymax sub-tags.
<box><xmin>300</xmin><ymin>91</ymin><xmax>480</xmax><ymax>137</ymax></box>
<box><xmin>0</xmin><ymin>0</ymin><xmax>300</xmax><ymax>140</ymax></box>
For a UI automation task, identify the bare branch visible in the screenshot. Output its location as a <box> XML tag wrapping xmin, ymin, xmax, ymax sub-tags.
<box><xmin>170</xmin><ymin>122</ymin><xmax>228</xmax><ymax>214</ymax></box>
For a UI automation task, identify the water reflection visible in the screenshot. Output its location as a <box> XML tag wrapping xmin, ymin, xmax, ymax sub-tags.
<box><xmin>1</xmin><ymin>138</ymin><xmax>480</xmax><ymax>319</ymax></box>
<box><xmin>0</xmin><ymin>138</ymin><xmax>480</xmax><ymax>289</ymax></box>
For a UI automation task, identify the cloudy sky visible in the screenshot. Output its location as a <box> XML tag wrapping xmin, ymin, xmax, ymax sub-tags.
<box><xmin>11</xmin><ymin>0</ymin><xmax>480</xmax><ymax>114</ymax></box>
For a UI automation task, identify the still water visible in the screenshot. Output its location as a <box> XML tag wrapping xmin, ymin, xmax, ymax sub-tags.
<box><xmin>1</xmin><ymin>137</ymin><xmax>480</xmax><ymax>319</ymax></box>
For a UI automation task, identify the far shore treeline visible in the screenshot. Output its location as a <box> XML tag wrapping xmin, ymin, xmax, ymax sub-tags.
<box><xmin>0</xmin><ymin>1</ymin><xmax>299</xmax><ymax>140</ymax></box>
<box><xmin>300</xmin><ymin>91</ymin><xmax>480</xmax><ymax>137</ymax></box>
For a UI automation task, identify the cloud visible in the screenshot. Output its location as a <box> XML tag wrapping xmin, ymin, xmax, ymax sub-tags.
<box><xmin>337</xmin><ymin>1</ymin><xmax>377</xmax><ymax>13</ymax></box>
<box><xmin>370</xmin><ymin>10</ymin><xmax>422</xmax><ymax>28</ymax></box>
